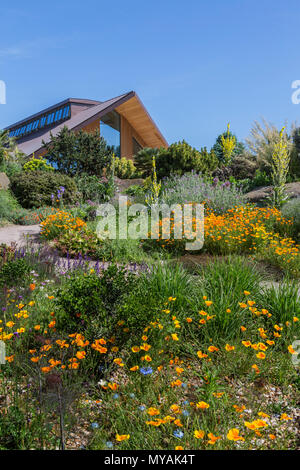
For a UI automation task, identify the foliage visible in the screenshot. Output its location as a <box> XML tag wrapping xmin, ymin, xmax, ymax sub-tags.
<box><xmin>281</xmin><ymin>198</ymin><xmax>300</xmax><ymax>241</ymax></box>
<box><xmin>269</xmin><ymin>127</ymin><xmax>291</xmax><ymax>208</ymax></box>
<box><xmin>160</xmin><ymin>173</ymin><xmax>245</xmax><ymax>214</ymax></box>
<box><xmin>53</xmin><ymin>226</ymin><xmax>102</xmax><ymax>258</ymax></box>
<box><xmin>114</xmin><ymin>157</ymin><xmax>137</xmax><ymax>179</ymax></box>
<box><xmin>220</xmin><ymin>123</ymin><xmax>236</xmax><ymax>165</ymax></box>
<box><xmin>241</xmin><ymin>169</ymin><xmax>272</xmax><ymax>193</ymax></box>
<box><xmin>0</xmin><ymin>258</ymin><xmax>31</xmax><ymax>287</ymax></box>
<box><xmin>0</xmin><ymin>130</ymin><xmax>17</xmax><ymax>166</ymax></box>
<box><xmin>0</xmin><ymin>189</ymin><xmax>20</xmax><ymax>222</ymax></box>
<box><xmin>43</xmin><ymin>126</ymin><xmax>112</xmax><ymax>176</ymax></box>
<box><xmin>145</xmin><ymin>157</ymin><xmax>161</xmax><ymax>206</ymax></box>
<box><xmin>212</xmin><ymin>128</ymin><xmax>244</xmax><ymax>163</ymax></box>
<box><xmin>40</xmin><ymin>209</ymin><xmax>86</xmax><ymax>240</ymax></box>
<box><xmin>10</xmin><ymin>170</ymin><xmax>78</xmax><ymax>209</ymax></box>
<box><xmin>55</xmin><ymin>266</ymin><xmax>136</xmax><ymax>333</ymax></box>
<box><xmin>245</xmin><ymin>119</ymin><xmax>294</xmax><ymax>175</ymax></box>
<box><xmin>134</xmin><ymin>147</ymin><xmax>161</xmax><ymax>177</ymax></box>
<box><xmin>75</xmin><ymin>173</ymin><xmax>110</xmax><ymax>203</ymax></box>
<box><xmin>23</xmin><ymin>156</ymin><xmax>54</xmax><ymax>173</ymax></box>
<box><xmin>156</xmin><ymin>141</ymin><xmax>218</xmax><ymax>179</ymax></box>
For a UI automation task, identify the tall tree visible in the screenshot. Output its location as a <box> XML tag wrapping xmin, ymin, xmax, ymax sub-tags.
<box><xmin>43</xmin><ymin>126</ymin><xmax>112</xmax><ymax>176</ymax></box>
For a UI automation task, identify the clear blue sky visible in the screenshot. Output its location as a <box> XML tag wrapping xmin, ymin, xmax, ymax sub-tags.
<box><xmin>1</xmin><ymin>0</ymin><xmax>300</xmax><ymax>149</ymax></box>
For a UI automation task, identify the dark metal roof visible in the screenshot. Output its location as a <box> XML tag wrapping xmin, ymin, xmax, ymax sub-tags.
<box><xmin>5</xmin><ymin>91</ymin><xmax>168</xmax><ymax>156</ymax></box>
<box><xmin>4</xmin><ymin>98</ymin><xmax>102</xmax><ymax>130</ymax></box>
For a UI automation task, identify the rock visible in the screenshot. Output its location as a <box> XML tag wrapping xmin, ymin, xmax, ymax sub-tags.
<box><xmin>0</xmin><ymin>173</ymin><xmax>10</xmax><ymax>190</ymax></box>
<box><xmin>245</xmin><ymin>182</ymin><xmax>300</xmax><ymax>204</ymax></box>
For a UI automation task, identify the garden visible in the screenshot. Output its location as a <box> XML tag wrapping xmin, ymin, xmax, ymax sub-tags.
<box><xmin>0</xmin><ymin>121</ymin><xmax>299</xmax><ymax>450</ymax></box>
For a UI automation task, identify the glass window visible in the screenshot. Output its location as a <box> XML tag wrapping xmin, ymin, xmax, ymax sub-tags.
<box><xmin>100</xmin><ymin>110</ymin><xmax>121</xmax><ymax>157</ymax></box>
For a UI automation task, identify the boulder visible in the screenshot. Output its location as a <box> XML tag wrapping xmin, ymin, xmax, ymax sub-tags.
<box><xmin>245</xmin><ymin>182</ymin><xmax>300</xmax><ymax>204</ymax></box>
<box><xmin>0</xmin><ymin>172</ymin><xmax>10</xmax><ymax>190</ymax></box>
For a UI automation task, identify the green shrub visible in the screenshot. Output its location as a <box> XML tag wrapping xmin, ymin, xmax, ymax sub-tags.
<box><xmin>55</xmin><ymin>266</ymin><xmax>137</xmax><ymax>333</ymax></box>
<box><xmin>54</xmin><ymin>226</ymin><xmax>102</xmax><ymax>258</ymax></box>
<box><xmin>23</xmin><ymin>157</ymin><xmax>54</xmax><ymax>173</ymax></box>
<box><xmin>134</xmin><ymin>147</ymin><xmax>161</xmax><ymax>177</ymax></box>
<box><xmin>0</xmin><ymin>189</ymin><xmax>20</xmax><ymax>221</ymax></box>
<box><xmin>156</xmin><ymin>141</ymin><xmax>218</xmax><ymax>179</ymax></box>
<box><xmin>43</xmin><ymin>126</ymin><xmax>112</xmax><ymax>176</ymax></box>
<box><xmin>114</xmin><ymin>157</ymin><xmax>137</xmax><ymax>179</ymax></box>
<box><xmin>75</xmin><ymin>173</ymin><xmax>109</xmax><ymax>203</ymax></box>
<box><xmin>281</xmin><ymin>198</ymin><xmax>300</xmax><ymax>241</ymax></box>
<box><xmin>10</xmin><ymin>171</ymin><xmax>78</xmax><ymax>208</ymax></box>
<box><xmin>0</xmin><ymin>258</ymin><xmax>31</xmax><ymax>287</ymax></box>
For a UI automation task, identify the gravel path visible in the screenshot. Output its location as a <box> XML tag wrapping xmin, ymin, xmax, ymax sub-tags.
<box><xmin>0</xmin><ymin>224</ymin><xmax>40</xmax><ymax>246</ymax></box>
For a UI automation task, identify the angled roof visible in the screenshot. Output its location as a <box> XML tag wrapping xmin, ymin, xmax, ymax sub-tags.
<box><xmin>5</xmin><ymin>91</ymin><xmax>168</xmax><ymax>156</ymax></box>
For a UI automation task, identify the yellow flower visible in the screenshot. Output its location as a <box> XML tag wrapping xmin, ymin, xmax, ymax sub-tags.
<box><xmin>116</xmin><ymin>434</ymin><xmax>130</xmax><ymax>441</ymax></box>
<box><xmin>147</xmin><ymin>407</ymin><xmax>160</xmax><ymax>416</ymax></box>
<box><xmin>196</xmin><ymin>401</ymin><xmax>210</xmax><ymax>409</ymax></box>
<box><xmin>130</xmin><ymin>365</ymin><xmax>139</xmax><ymax>371</ymax></box>
<box><xmin>194</xmin><ymin>429</ymin><xmax>205</xmax><ymax>439</ymax></box>
<box><xmin>280</xmin><ymin>413</ymin><xmax>292</xmax><ymax>421</ymax></box>
<box><xmin>175</xmin><ymin>446</ymin><xmax>184</xmax><ymax>450</ymax></box>
<box><xmin>207</xmin><ymin>433</ymin><xmax>221</xmax><ymax>445</ymax></box>
<box><xmin>225</xmin><ymin>344</ymin><xmax>235</xmax><ymax>351</ymax></box>
<box><xmin>227</xmin><ymin>428</ymin><xmax>244</xmax><ymax>441</ymax></box>
<box><xmin>205</xmin><ymin>300</ymin><xmax>213</xmax><ymax>307</ymax></box>
<box><xmin>288</xmin><ymin>345</ymin><xmax>296</xmax><ymax>354</ymax></box>
<box><xmin>256</xmin><ymin>352</ymin><xmax>266</xmax><ymax>359</ymax></box>
<box><xmin>171</xmin><ymin>333</ymin><xmax>179</xmax><ymax>341</ymax></box>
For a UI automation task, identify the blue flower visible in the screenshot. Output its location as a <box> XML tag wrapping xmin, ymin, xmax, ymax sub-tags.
<box><xmin>182</xmin><ymin>410</ymin><xmax>190</xmax><ymax>417</ymax></box>
<box><xmin>183</xmin><ymin>400</ymin><xmax>189</xmax><ymax>406</ymax></box>
<box><xmin>113</xmin><ymin>393</ymin><xmax>119</xmax><ymax>399</ymax></box>
<box><xmin>105</xmin><ymin>441</ymin><xmax>114</xmax><ymax>449</ymax></box>
<box><xmin>173</xmin><ymin>429</ymin><xmax>184</xmax><ymax>439</ymax></box>
<box><xmin>140</xmin><ymin>367</ymin><xmax>153</xmax><ymax>375</ymax></box>
<box><xmin>138</xmin><ymin>405</ymin><xmax>146</xmax><ymax>411</ymax></box>
<box><xmin>91</xmin><ymin>422</ymin><xmax>99</xmax><ymax>429</ymax></box>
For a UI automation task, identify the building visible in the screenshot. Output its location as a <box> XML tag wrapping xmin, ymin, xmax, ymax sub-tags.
<box><xmin>5</xmin><ymin>91</ymin><xmax>168</xmax><ymax>159</ymax></box>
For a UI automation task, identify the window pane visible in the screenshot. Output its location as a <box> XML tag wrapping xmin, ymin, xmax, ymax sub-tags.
<box><xmin>100</xmin><ymin>110</ymin><xmax>120</xmax><ymax>157</ymax></box>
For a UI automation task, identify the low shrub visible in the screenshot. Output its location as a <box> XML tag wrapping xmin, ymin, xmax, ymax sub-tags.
<box><xmin>281</xmin><ymin>198</ymin><xmax>300</xmax><ymax>241</ymax></box>
<box><xmin>23</xmin><ymin>157</ymin><xmax>54</xmax><ymax>173</ymax></box>
<box><xmin>10</xmin><ymin>171</ymin><xmax>78</xmax><ymax>208</ymax></box>
<box><xmin>0</xmin><ymin>189</ymin><xmax>20</xmax><ymax>222</ymax></box>
<box><xmin>160</xmin><ymin>173</ymin><xmax>245</xmax><ymax>214</ymax></box>
<box><xmin>0</xmin><ymin>258</ymin><xmax>31</xmax><ymax>287</ymax></box>
<box><xmin>75</xmin><ymin>173</ymin><xmax>110</xmax><ymax>203</ymax></box>
<box><xmin>53</xmin><ymin>226</ymin><xmax>102</xmax><ymax>258</ymax></box>
<box><xmin>114</xmin><ymin>157</ymin><xmax>137</xmax><ymax>179</ymax></box>
<box><xmin>55</xmin><ymin>265</ymin><xmax>137</xmax><ymax>333</ymax></box>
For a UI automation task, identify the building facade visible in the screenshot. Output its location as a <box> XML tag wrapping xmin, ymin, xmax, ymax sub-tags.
<box><xmin>5</xmin><ymin>91</ymin><xmax>168</xmax><ymax>159</ymax></box>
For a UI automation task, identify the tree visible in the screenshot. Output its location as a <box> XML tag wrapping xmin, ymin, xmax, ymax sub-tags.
<box><xmin>155</xmin><ymin>140</ymin><xmax>218</xmax><ymax>179</ymax></box>
<box><xmin>43</xmin><ymin>126</ymin><xmax>112</xmax><ymax>176</ymax></box>
<box><xmin>0</xmin><ymin>130</ymin><xmax>17</xmax><ymax>165</ymax></box>
<box><xmin>212</xmin><ymin>128</ymin><xmax>245</xmax><ymax>163</ymax></box>
<box><xmin>134</xmin><ymin>147</ymin><xmax>161</xmax><ymax>177</ymax></box>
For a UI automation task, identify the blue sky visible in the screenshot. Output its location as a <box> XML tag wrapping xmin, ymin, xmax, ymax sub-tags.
<box><xmin>1</xmin><ymin>0</ymin><xmax>300</xmax><ymax>149</ymax></box>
